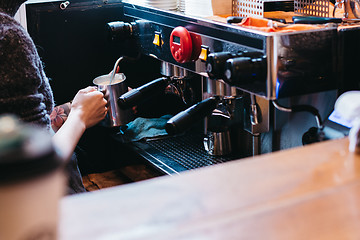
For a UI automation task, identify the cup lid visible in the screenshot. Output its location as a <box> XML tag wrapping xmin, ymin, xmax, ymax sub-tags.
<box><xmin>0</xmin><ymin>115</ymin><xmax>63</xmax><ymax>185</ymax></box>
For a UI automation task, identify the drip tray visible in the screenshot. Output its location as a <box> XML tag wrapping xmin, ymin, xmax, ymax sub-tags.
<box><xmin>130</xmin><ymin>133</ymin><xmax>240</xmax><ymax>175</ymax></box>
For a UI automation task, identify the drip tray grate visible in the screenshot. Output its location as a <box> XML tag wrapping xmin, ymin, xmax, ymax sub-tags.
<box><xmin>131</xmin><ymin>133</ymin><xmax>240</xmax><ymax>175</ymax></box>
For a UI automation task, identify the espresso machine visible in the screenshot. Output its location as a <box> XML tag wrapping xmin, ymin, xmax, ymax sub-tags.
<box><xmin>99</xmin><ymin>1</ymin><xmax>344</xmax><ymax>175</ymax></box>
<box><xmin>25</xmin><ymin>0</ymin><xmax>351</xmax><ymax>175</ymax></box>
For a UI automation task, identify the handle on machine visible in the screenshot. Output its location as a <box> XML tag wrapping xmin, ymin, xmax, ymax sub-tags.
<box><xmin>118</xmin><ymin>77</ymin><xmax>170</xmax><ymax>109</ymax></box>
<box><xmin>292</xmin><ymin>16</ymin><xmax>342</xmax><ymax>24</ymax></box>
<box><xmin>226</xmin><ymin>16</ymin><xmax>286</xmax><ymax>24</ymax></box>
<box><xmin>106</xmin><ymin>21</ymin><xmax>134</xmax><ymax>41</ymax></box>
<box><xmin>165</xmin><ymin>97</ymin><xmax>219</xmax><ymax>135</ymax></box>
<box><xmin>226</xmin><ymin>16</ymin><xmax>244</xmax><ymax>24</ymax></box>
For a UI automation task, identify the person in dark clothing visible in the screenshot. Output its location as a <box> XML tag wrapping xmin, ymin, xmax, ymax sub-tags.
<box><xmin>0</xmin><ymin>0</ymin><xmax>108</xmax><ymax>194</ymax></box>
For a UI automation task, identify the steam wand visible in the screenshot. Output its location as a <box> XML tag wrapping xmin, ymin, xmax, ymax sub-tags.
<box><xmin>272</xmin><ymin>100</ymin><xmax>325</xmax><ymax>145</ymax></box>
<box><xmin>118</xmin><ymin>75</ymin><xmax>194</xmax><ymax>110</ymax></box>
<box><xmin>272</xmin><ymin>100</ymin><xmax>323</xmax><ymax>129</ymax></box>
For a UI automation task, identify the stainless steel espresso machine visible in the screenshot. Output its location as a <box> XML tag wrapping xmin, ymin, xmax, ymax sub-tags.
<box><xmin>25</xmin><ymin>0</ymin><xmax>352</xmax><ymax>175</ymax></box>
<box><xmin>101</xmin><ymin>1</ymin><xmax>342</xmax><ymax>174</ymax></box>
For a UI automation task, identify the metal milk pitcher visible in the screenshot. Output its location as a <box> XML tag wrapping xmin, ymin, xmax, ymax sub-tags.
<box><xmin>93</xmin><ymin>57</ymin><xmax>132</xmax><ymax>127</ymax></box>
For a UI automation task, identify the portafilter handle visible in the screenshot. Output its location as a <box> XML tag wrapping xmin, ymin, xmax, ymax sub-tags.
<box><xmin>165</xmin><ymin>97</ymin><xmax>219</xmax><ymax>136</ymax></box>
<box><xmin>118</xmin><ymin>77</ymin><xmax>170</xmax><ymax>109</ymax></box>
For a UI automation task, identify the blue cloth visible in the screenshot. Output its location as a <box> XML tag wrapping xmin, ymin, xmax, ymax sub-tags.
<box><xmin>117</xmin><ymin>115</ymin><xmax>172</xmax><ymax>142</ymax></box>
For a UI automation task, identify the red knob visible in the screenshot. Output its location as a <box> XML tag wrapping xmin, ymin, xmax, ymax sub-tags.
<box><xmin>170</xmin><ymin>27</ymin><xmax>193</xmax><ymax>63</ymax></box>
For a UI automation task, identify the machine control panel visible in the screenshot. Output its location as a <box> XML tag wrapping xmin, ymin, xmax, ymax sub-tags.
<box><xmin>170</xmin><ymin>26</ymin><xmax>202</xmax><ymax>63</ymax></box>
<box><xmin>170</xmin><ymin>27</ymin><xmax>192</xmax><ymax>63</ymax></box>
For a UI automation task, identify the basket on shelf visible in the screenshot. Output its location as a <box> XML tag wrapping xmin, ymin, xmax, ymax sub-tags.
<box><xmin>231</xmin><ymin>0</ymin><xmax>329</xmax><ymax>18</ymax></box>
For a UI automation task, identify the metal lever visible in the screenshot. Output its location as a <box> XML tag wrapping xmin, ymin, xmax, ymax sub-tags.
<box><xmin>250</xmin><ymin>94</ymin><xmax>261</xmax><ymax>126</ymax></box>
<box><xmin>249</xmin><ymin>94</ymin><xmax>261</xmax><ymax>156</ymax></box>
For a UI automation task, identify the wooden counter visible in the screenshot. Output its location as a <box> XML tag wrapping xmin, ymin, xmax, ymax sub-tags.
<box><xmin>59</xmin><ymin>137</ymin><xmax>360</xmax><ymax>239</ymax></box>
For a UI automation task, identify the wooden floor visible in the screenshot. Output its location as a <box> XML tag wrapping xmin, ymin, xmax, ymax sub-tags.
<box><xmin>82</xmin><ymin>164</ymin><xmax>163</xmax><ymax>191</ymax></box>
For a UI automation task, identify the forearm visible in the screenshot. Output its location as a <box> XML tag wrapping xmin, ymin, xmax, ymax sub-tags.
<box><xmin>51</xmin><ymin>87</ymin><xmax>107</xmax><ymax>161</ymax></box>
<box><xmin>50</xmin><ymin>102</ymin><xmax>71</xmax><ymax>132</ymax></box>
<box><xmin>52</xmin><ymin>111</ymin><xmax>86</xmax><ymax>161</ymax></box>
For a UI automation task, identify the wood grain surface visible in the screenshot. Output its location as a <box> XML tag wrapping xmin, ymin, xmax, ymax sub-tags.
<box><xmin>60</xmin><ymin>137</ymin><xmax>360</xmax><ymax>240</ymax></box>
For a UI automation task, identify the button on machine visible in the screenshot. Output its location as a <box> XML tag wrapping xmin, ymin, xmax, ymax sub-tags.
<box><xmin>199</xmin><ymin>46</ymin><xmax>209</xmax><ymax>61</ymax></box>
<box><xmin>153</xmin><ymin>31</ymin><xmax>163</xmax><ymax>46</ymax></box>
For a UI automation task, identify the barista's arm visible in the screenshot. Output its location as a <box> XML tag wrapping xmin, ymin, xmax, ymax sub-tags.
<box><xmin>52</xmin><ymin>87</ymin><xmax>107</xmax><ymax>161</ymax></box>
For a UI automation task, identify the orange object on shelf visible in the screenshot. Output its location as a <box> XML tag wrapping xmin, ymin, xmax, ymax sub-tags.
<box><xmin>237</xmin><ymin>16</ymin><xmax>323</xmax><ymax>32</ymax></box>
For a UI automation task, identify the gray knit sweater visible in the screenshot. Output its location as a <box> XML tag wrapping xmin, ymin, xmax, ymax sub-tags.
<box><xmin>0</xmin><ymin>9</ymin><xmax>54</xmax><ymax>130</ymax></box>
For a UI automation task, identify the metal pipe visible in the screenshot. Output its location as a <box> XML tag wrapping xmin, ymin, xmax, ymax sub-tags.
<box><xmin>272</xmin><ymin>100</ymin><xmax>323</xmax><ymax>129</ymax></box>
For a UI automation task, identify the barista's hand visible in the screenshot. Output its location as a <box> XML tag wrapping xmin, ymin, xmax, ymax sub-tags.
<box><xmin>69</xmin><ymin>86</ymin><xmax>108</xmax><ymax>129</ymax></box>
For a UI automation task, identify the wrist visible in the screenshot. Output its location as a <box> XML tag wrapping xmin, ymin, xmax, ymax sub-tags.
<box><xmin>67</xmin><ymin>108</ymin><xmax>87</xmax><ymax>132</ymax></box>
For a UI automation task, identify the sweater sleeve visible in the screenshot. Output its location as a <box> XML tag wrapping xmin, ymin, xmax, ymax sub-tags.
<box><xmin>0</xmin><ymin>13</ymin><xmax>54</xmax><ymax>129</ymax></box>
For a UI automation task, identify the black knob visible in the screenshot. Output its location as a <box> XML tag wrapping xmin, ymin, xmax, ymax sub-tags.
<box><xmin>224</xmin><ymin>54</ymin><xmax>266</xmax><ymax>86</ymax></box>
<box><xmin>106</xmin><ymin>21</ymin><xmax>133</xmax><ymax>41</ymax></box>
<box><xmin>302</xmin><ymin>127</ymin><xmax>327</xmax><ymax>145</ymax></box>
<box><xmin>226</xmin><ymin>16</ymin><xmax>244</xmax><ymax>24</ymax></box>
<box><xmin>206</xmin><ymin>52</ymin><xmax>235</xmax><ymax>80</ymax></box>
